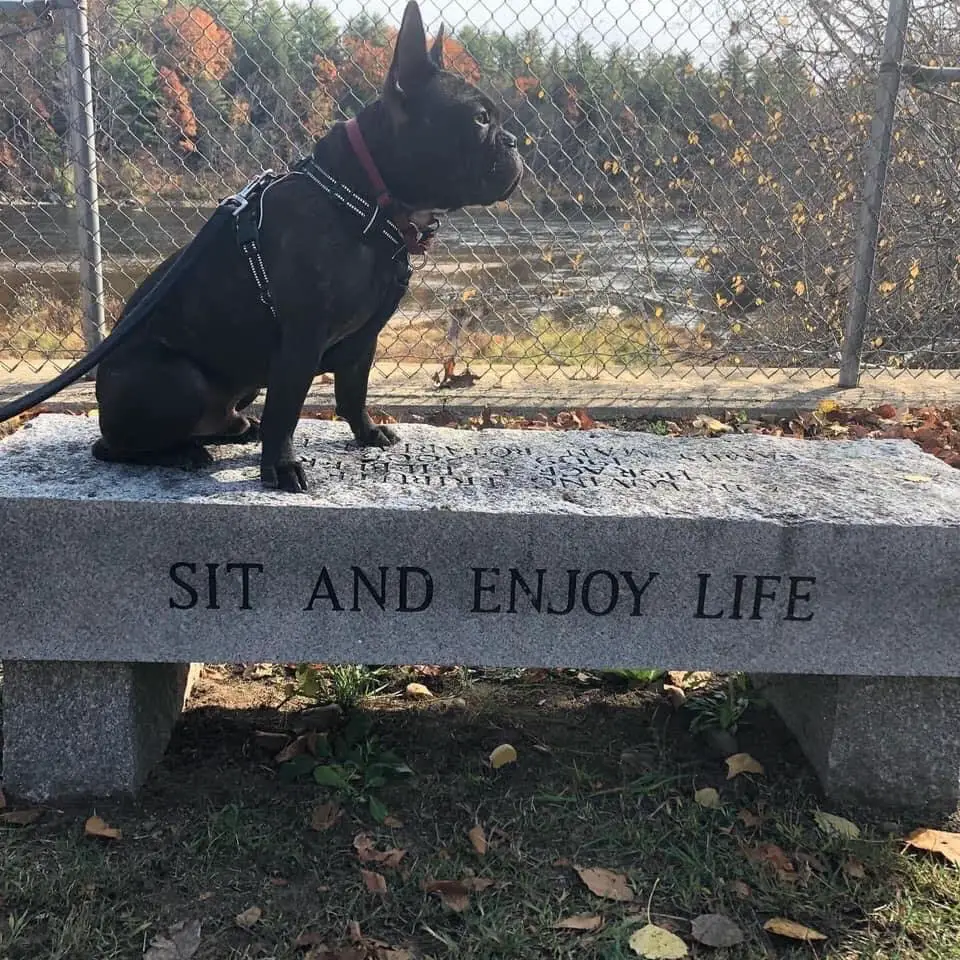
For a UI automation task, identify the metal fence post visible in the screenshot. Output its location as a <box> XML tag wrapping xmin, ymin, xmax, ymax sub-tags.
<box><xmin>839</xmin><ymin>0</ymin><xmax>911</xmax><ymax>387</ymax></box>
<box><xmin>62</xmin><ymin>0</ymin><xmax>105</xmax><ymax>358</ymax></box>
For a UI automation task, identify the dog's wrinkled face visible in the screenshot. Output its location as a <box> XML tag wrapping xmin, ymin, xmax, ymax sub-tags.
<box><xmin>377</xmin><ymin>2</ymin><xmax>523</xmax><ymax>212</ymax></box>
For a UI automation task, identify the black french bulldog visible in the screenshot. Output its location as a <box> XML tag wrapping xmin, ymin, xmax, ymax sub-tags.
<box><xmin>92</xmin><ymin>0</ymin><xmax>522</xmax><ymax>492</ymax></box>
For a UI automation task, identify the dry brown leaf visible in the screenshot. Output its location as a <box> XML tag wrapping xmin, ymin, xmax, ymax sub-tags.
<box><xmin>294</xmin><ymin>931</ymin><xmax>326</xmax><ymax>948</ymax></box>
<box><xmin>663</xmin><ymin>683</ymin><xmax>686</xmax><ymax>707</ymax></box>
<box><xmin>424</xmin><ymin>879</ymin><xmax>471</xmax><ymax>912</ymax></box>
<box><xmin>310</xmin><ymin>802</ymin><xmax>341</xmax><ymax>832</ymax></box>
<box><xmin>694</xmin><ymin>787</ymin><xmax>720</xmax><ymax>808</ymax></box>
<box><xmin>628</xmin><ymin>923</ymin><xmax>688</xmax><ymax>957</ymax></box>
<box><xmin>275</xmin><ymin>733</ymin><xmax>317</xmax><ymax>764</ymax></box>
<box><xmin>353</xmin><ymin>834</ymin><xmax>407</xmax><ymax>868</ymax></box>
<box><xmin>462</xmin><ymin>877</ymin><xmax>495</xmax><ymax>892</ymax></box>
<box><xmin>763</xmin><ymin>917</ymin><xmax>827</xmax><ymax>941</ymax></box>
<box><xmin>843</xmin><ymin>857</ymin><xmax>866</xmax><ymax>879</ymax></box>
<box><xmin>85</xmin><ymin>815</ymin><xmax>122</xmax><ymax>840</ymax></box>
<box><xmin>490</xmin><ymin>743</ymin><xmax>518</xmax><ymax>768</ymax></box>
<box><xmin>737</xmin><ymin>809</ymin><xmax>762</xmax><ymax>828</ymax></box>
<box><xmin>693</xmin><ymin>415</ymin><xmax>732</xmax><ymax>435</ymax></box>
<box><xmin>235</xmin><ymin>906</ymin><xmax>262</xmax><ymax>929</ymax></box>
<box><xmin>725</xmin><ymin>753</ymin><xmax>764</xmax><ymax>779</ymax></box>
<box><xmin>728</xmin><ymin>879</ymin><xmax>752</xmax><ymax>899</ymax></box>
<box><xmin>555</xmin><ymin>914</ymin><xmax>604</xmax><ymax>932</ymax></box>
<box><xmin>690</xmin><ymin>914</ymin><xmax>744</xmax><ymax>948</ymax></box>
<box><xmin>905</xmin><ymin>827</ymin><xmax>960</xmax><ymax>864</ymax></box>
<box><xmin>468</xmin><ymin>824</ymin><xmax>488</xmax><ymax>855</ymax></box>
<box><xmin>746</xmin><ymin>843</ymin><xmax>796</xmax><ymax>883</ymax></box>
<box><xmin>405</xmin><ymin>682</ymin><xmax>434</xmax><ymax>700</ymax></box>
<box><xmin>574</xmin><ymin>865</ymin><xmax>634</xmax><ymax>902</ymax></box>
<box><xmin>361</xmin><ymin>870</ymin><xmax>388</xmax><ymax>895</ymax></box>
<box><xmin>143</xmin><ymin>918</ymin><xmax>202</xmax><ymax>960</ymax></box>
<box><xmin>383</xmin><ymin>815</ymin><xmax>403</xmax><ymax>828</ymax></box>
<box><xmin>0</xmin><ymin>808</ymin><xmax>42</xmax><ymax>826</ymax></box>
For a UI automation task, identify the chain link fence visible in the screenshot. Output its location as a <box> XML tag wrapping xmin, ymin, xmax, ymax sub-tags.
<box><xmin>0</xmin><ymin>0</ymin><xmax>955</xmax><ymax>385</ymax></box>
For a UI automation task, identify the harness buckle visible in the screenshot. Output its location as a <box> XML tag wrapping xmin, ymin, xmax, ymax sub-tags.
<box><xmin>221</xmin><ymin>168</ymin><xmax>276</xmax><ymax>217</ymax></box>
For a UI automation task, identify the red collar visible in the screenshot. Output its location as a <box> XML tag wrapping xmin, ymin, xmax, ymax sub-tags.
<box><xmin>344</xmin><ymin>117</ymin><xmax>437</xmax><ymax>256</ymax></box>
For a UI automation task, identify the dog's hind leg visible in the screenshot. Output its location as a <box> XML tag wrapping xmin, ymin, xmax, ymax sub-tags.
<box><xmin>194</xmin><ymin>389</ymin><xmax>262</xmax><ymax>446</ymax></box>
<box><xmin>93</xmin><ymin>354</ymin><xmax>216</xmax><ymax>468</ymax></box>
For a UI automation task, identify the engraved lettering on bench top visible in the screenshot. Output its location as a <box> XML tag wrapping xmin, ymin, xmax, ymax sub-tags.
<box><xmin>291</xmin><ymin>440</ymin><xmax>779</xmax><ymax>493</ymax></box>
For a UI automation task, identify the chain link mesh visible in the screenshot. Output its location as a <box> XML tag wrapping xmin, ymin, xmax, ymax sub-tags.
<box><xmin>0</xmin><ymin>0</ymin><xmax>954</xmax><ymax>383</ymax></box>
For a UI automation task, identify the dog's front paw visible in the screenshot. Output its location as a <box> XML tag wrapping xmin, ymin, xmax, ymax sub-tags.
<box><xmin>261</xmin><ymin>458</ymin><xmax>308</xmax><ymax>493</ymax></box>
<box><xmin>355</xmin><ymin>424</ymin><xmax>400</xmax><ymax>448</ymax></box>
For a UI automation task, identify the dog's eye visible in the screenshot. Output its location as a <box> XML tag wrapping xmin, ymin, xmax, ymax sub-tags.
<box><xmin>475</xmin><ymin>109</ymin><xmax>490</xmax><ymax>126</ymax></box>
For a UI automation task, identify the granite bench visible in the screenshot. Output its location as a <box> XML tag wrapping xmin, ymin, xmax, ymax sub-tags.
<box><xmin>2</xmin><ymin>413</ymin><xmax>959</xmax><ymax>815</ymax></box>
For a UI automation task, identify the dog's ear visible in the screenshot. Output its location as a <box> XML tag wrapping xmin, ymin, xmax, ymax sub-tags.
<box><xmin>384</xmin><ymin>1</ymin><xmax>435</xmax><ymax>105</ymax></box>
<box><xmin>429</xmin><ymin>24</ymin><xmax>446</xmax><ymax>69</ymax></box>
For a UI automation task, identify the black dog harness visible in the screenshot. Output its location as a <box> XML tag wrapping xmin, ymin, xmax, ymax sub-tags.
<box><xmin>224</xmin><ymin>121</ymin><xmax>440</xmax><ymax>319</ymax></box>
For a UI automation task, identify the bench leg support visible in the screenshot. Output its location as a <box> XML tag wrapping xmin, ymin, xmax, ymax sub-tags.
<box><xmin>757</xmin><ymin>674</ymin><xmax>960</xmax><ymax>816</ymax></box>
<box><xmin>2</xmin><ymin>660</ymin><xmax>200</xmax><ymax>801</ymax></box>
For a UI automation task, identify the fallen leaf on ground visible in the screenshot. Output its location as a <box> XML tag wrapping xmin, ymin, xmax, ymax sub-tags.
<box><xmin>663</xmin><ymin>683</ymin><xmax>686</xmax><ymax>707</ymax></box>
<box><xmin>554</xmin><ymin>914</ymin><xmax>604</xmax><ymax>931</ymax></box>
<box><xmin>294</xmin><ymin>931</ymin><xmax>326</xmax><ymax>948</ymax></box>
<box><xmin>405</xmin><ymin>682</ymin><xmax>434</xmax><ymax>700</ymax></box>
<box><xmin>725</xmin><ymin>753</ymin><xmax>764</xmax><ymax>779</ymax></box>
<box><xmin>694</xmin><ymin>787</ymin><xmax>720</xmax><ymax>808</ymax></box>
<box><xmin>763</xmin><ymin>917</ymin><xmax>827</xmax><ymax>941</ymax></box>
<box><xmin>235</xmin><ymin>906</ymin><xmax>262</xmax><ymax>929</ymax></box>
<box><xmin>143</xmin><ymin>918</ymin><xmax>202</xmax><ymax>959</ymax></box>
<box><xmin>275</xmin><ymin>733</ymin><xmax>318</xmax><ymax>764</ymax></box>
<box><xmin>353</xmin><ymin>834</ymin><xmax>407</xmax><ymax>867</ymax></box>
<box><xmin>903</xmin><ymin>474</ymin><xmax>933</xmax><ymax>483</ymax></box>
<box><xmin>691</xmin><ymin>914</ymin><xmax>744</xmax><ymax>947</ymax></box>
<box><xmin>383</xmin><ymin>815</ymin><xmax>403</xmax><ymax>828</ymax></box>
<box><xmin>814</xmin><ymin>810</ymin><xmax>861</xmax><ymax>838</ymax></box>
<box><xmin>310</xmin><ymin>802</ymin><xmax>341</xmax><ymax>831</ymax></box>
<box><xmin>423</xmin><ymin>879</ymin><xmax>472</xmax><ymax>912</ymax></box>
<box><xmin>85</xmin><ymin>815</ymin><xmax>122</xmax><ymax>840</ymax></box>
<box><xmin>843</xmin><ymin>857</ymin><xmax>866</xmax><ymax>879</ymax></box>
<box><xmin>693</xmin><ymin>415</ymin><xmax>732</xmax><ymax>434</ymax></box>
<box><xmin>628</xmin><ymin>923</ymin><xmax>688</xmax><ymax>957</ymax></box>
<box><xmin>746</xmin><ymin>843</ymin><xmax>796</xmax><ymax>882</ymax></box>
<box><xmin>905</xmin><ymin>827</ymin><xmax>960</xmax><ymax>864</ymax></box>
<box><xmin>574</xmin><ymin>865</ymin><xmax>634</xmax><ymax>901</ymax></box>
<box><xmin>0</xmin><ymin>809</ymin><xmax>42</xmax><ymax>826</ymax></box>
<box><xmin>490</xmin><ymin>743</ymin><xmax>518</xmax><ymax>768</ymax></box>
<box><xmin>737</xmin><ymin>809</ymin><xmax>761</xmax><ymax>828</ymax></box>
<box><xmin>468</xmin><ymin>824</ymin><xmax>488</xmax><ymax>855</ymax></box>
<box><xmin>729</xmin><ymin>879</ymin><xmax>752</xmax><ymax>899</ymax></box>
<box><xmin>876</xmin><ymin>403</ymin><xmax>897</xmax><ymax>419</ymax></box>
<box><xmin>361</xmin><ymin>870</ymin><xmax>388</xmax><ymax>894</ymax></box>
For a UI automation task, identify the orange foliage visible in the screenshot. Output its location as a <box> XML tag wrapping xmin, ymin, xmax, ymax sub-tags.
<box><xmin>158</xmin><ymin>65</ymin><xmax>198</xmax><ymax>153</ymax></box>
<box><xmin>157</xmin><ymin>5</ymin><xmax>233</xmax><ymax>83</ymax></box>
<box><xmin>514</xmin><ymin>75</ymin><xmax>540</xmax><ymax>96</ymax></box>
<box><xmin>337</xmin><ymin>32</ymin><xmax>397</xmax><ymax>98</ymax></box>
<box><xmin>336</xmin><ymin>30</ymin><xmax>480</xmax><ymax>100</ymax></box>
<box><xmin>432</xmin><ymin>35</ymin><xmax>480</xmax><ymax>84</ymax></box>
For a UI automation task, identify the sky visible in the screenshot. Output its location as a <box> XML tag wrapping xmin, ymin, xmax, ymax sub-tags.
<box><xmin>310</xmin><ymin>0</ymin><xmax>732</xmax><ymax>60</ymax></box>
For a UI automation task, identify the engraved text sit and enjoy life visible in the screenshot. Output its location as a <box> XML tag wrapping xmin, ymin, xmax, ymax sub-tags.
<box><xmin>168</xmin><ymin>562</ymin><xmax>817</xmax><ymax>622</ymax></box>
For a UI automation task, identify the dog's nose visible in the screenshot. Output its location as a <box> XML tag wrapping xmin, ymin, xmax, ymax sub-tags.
<box><xmin>502</xmin><ymin>130</ymin><xmax>518</xmax><ymax>149</ymax></box>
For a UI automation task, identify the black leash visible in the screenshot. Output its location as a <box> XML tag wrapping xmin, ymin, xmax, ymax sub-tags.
<box><xmin>0</xmin><ymin>156</ymin><xmax>437</xmax><ymax>426</ymax></box>
<box><xmin>0</xmin><ymin>174</ymin><xmax>269</xmax><ymax>425</ymax></box>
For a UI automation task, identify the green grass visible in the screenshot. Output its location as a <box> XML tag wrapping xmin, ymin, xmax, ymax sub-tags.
<box><xmin>1</xmin><ymin>667</ymin><xmax>959</xmax><ymax>959</ymax></box>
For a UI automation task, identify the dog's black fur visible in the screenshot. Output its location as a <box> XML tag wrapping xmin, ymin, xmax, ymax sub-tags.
<box><xmin>92</xmin><ymin>1</ymin><xmax>521</xmax><ymax>492</ymax></box>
